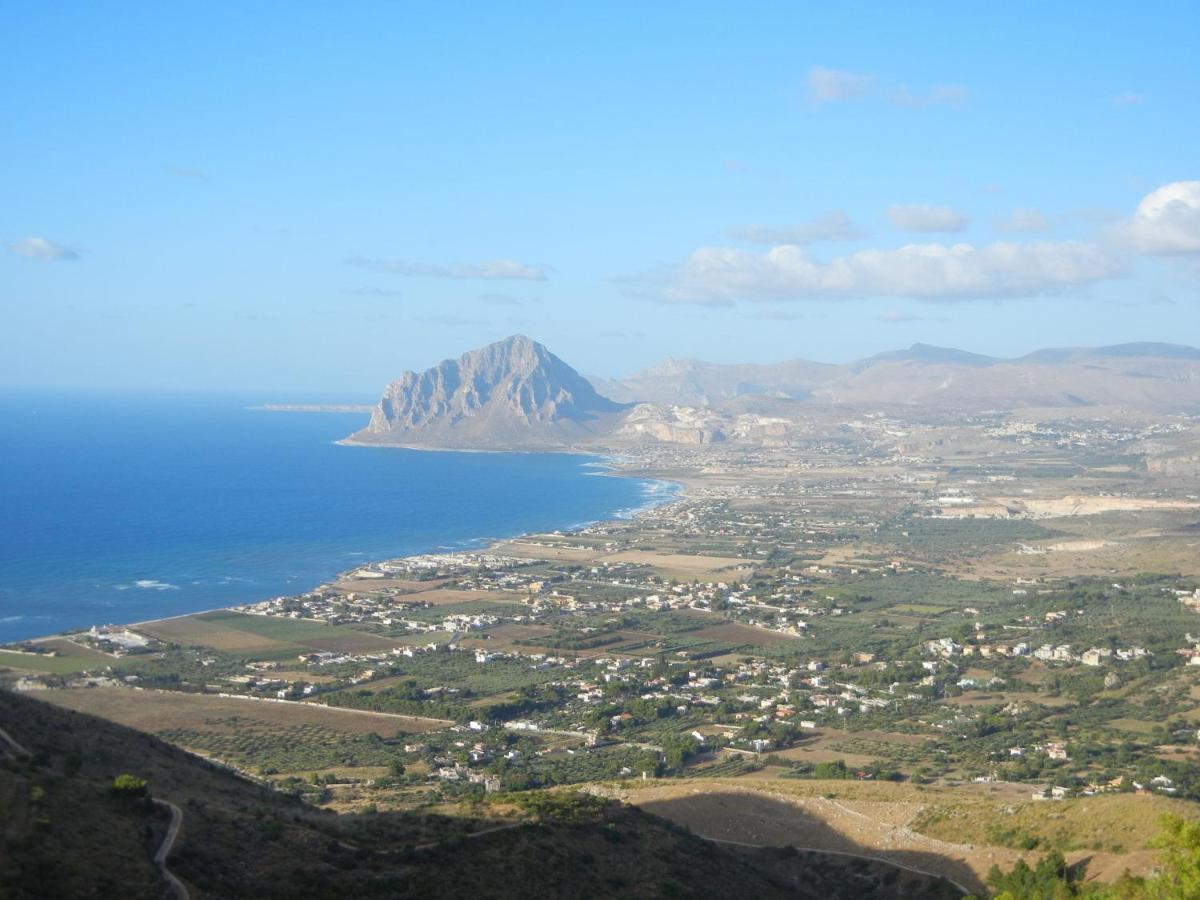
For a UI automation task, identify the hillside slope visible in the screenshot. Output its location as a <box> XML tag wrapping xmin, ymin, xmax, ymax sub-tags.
<box><xmin>0</xmin><ymin>690</ymin><xmax>959</xmax><ymax>899</ymax></box>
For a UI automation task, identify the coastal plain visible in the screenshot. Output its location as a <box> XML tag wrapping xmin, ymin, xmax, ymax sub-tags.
<box><xmin>6</xmin><ymin>392</ymin><xmax>1200</xmax><ymax>895</ymax></box>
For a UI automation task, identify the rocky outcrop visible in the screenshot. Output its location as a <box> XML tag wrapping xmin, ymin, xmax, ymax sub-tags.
<box><xmin>348</xmin><ymin>335</ymin><xmax>627</xmax><ymax>448</ymax></box>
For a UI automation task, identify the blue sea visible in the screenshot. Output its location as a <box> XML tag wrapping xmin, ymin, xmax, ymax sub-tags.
<box><xmin>0</xmin><ymin>391</ymin><xmax>672</xmax><ymax>644</ymax></box>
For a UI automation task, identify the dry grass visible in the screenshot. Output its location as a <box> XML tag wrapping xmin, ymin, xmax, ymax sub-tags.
<box><xmin>602</xmin><ymin>550</ymin><xmax>756</xmax><ymax>576</ymax></box>
<box><xmin>491</xmin><ymin>540</ymin><xmax>598</xmax><ymax>561</ymax></box>
<box><xmin>404</xmin><ymin>588</ymin><xmax>525</xmax><ymax>606</ymax></box>
<box><xmin>136</xmin><ymin>615</ymin><xmax>294</xmax><ymax>654</ymax></box>
<box><xmin>691</xmin><ymin>622</ymin><xmax>800</xmax><ymax>648</ymax></box>
<box><xmin>38</xmin><ymin>685</ymin><xmax>448</xmax><ymax>735</ymax></box>
<box><xmin>912</xmin><ymin>790</ymin><xmax>1199</xmax><ymax>855</ymax></box>
<box><xmin>604</xmin><ymin>777</ymin><xmax>1197</xmax><ymax>892</ymax></box>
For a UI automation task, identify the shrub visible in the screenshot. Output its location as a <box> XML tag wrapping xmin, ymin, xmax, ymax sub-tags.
<box><xmin>111</xmin><ymin>774</ymin><xmax>149</xmax><ymax>797</ymax></box>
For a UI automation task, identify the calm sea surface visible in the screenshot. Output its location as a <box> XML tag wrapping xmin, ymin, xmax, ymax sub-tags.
<box><xmin>0</xmin><ymin>391</ymin><xmax>670</xmax><ymax>643</ymax></box>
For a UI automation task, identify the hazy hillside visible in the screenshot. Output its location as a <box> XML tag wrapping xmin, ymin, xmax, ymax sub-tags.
<box><xmin>600</xmin><ymin>342</ymin><xmax>1200</xmax><ymax>412</ymax></box>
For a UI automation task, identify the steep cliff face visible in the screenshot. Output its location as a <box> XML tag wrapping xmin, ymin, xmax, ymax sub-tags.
<box><xmin>349</xmin><ymin>335</ymin><xmax>627</xmax><ymax>448</ymax></box>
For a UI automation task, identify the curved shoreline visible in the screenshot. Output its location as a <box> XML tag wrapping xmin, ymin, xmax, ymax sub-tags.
<box><xmin>9</xmin><ymin>451</ymin><xmax>684</xmax><ymax>644</ymax></box>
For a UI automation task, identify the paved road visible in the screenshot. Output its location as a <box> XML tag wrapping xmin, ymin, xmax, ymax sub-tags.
<box><xmin>151</xmin><ymin>799</ymin><xmax>189</xmax><ymax>900</ymax></box>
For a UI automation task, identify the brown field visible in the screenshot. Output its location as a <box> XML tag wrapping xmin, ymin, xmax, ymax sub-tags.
<box><xmin>691</xmin><ymin>622</ymin><xmax>800</xmax><ymax>648</ymax></box>
<box><xmin>491</xmin><ymin>540</ymin><xmax>599</xmax><ymax>561</ymax></box>
<box><xmin>332</xmin><ymin>576</ymin><xmax>451</xmax><ymax>593</ymax></box>
<box><xmin>403</xmin><ymin>588</ymin><xmax>527</xmax><ymax>606</ymax></box>
<box><xmin>135</xmin><ymin>611</ymin><xmax>403</xmax><ymax>656</ymax></box>
<box><xmin>260</xmin><ymin>631</ymin><xmax>401</xmax><ymax>655</ymax></box>
<box><xmin>771</xmin><ymin>746</ymin><xmax>883</xmax><ymax>768</ymax></box>
<box><xmin>601</xmin><ymin>550</ymin><xmax>756</xmax><ymax>576</ymax></box>
<box><xmin>959</xmin><ymin>531</ymin><xmax>1200</xmax><ymax>580</ymax></box>
<box><xmin>770</xmin><ymin>728</ymin><xmax>929</xmax><ymax>769</ymax></box>
<box><xmin>135</xmin><ymin>616</ymin><xmax>295</xmax><ymax>654</ymax></box>
<box><xmin>343</xmin><ymin>674</ymin><xmax>419</xmax><ymax>694</ymax></box>
<box><xmin>1011</xmin><ymin>495</ymin><xmax>1200</xmax><ymax>517</ymax></box>
<box><xmin>269</xmin><ymin>670</ymin><xmax>342</xmax><ymax>684</ymax></box>
<box><xmin>463</xmin><ymin>623</ymin><xmax>555</xmax><ymax>653</ymax></box>
<box><xmin>39</xmin><ymin>686</ymin><xmax>449</xmax><ymax>734</ymax></box>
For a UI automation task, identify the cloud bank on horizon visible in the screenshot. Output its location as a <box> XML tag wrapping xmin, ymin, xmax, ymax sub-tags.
<box><xmin>661</xmin><ymin>180</ymin><xmax>1200</xmax><ymax>304</ymax></box>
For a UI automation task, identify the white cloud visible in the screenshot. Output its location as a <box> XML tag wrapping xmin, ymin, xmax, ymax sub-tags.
<box><xmin>667</xmin><ymin>239</ymin><xmax>1124</xmax><ymax>303</ymax></box>
<box><xmin>346</xmin><ymin>256</ymin><xmax>548</xmax><ymax>280</ymax></box>
<box><xmin>7</xmin><ymin>236</ymin><xmax>79</xmax><ymax>261</ymax></box>
<box><xmin>1114</xmin><ymin>181</ymin><xmax>1200</xmax><ymax>255</ymax></box>
<box><xmin>888</xmin><ymin>204</ymin><xmax>970</xmax><ymax>233</ymax></box>
<box><xmin>807</xmin><ymin>66</ymin><xmax>874</xmax><ymax>103</ymax></box>
<box><xmin>729</xmin><ymin>211</ymin><xmax>863</xmax><ymax>245</ymax></box>
<box><xmin>1112</xmin><ymin>91</ymin><xmax>1146</xmax><ymax>107</ymax></box>
<box><xmin>890</xmin><ymin>84</ymin><xmax>972</xmax><ymax>108</ymax></box>
<box><xmin>168</xmin><ymin>166</ymin><xmax>208</xmax><ymax>180</ymax></box>
<box><xmin>995</xmin><ymin>207</ymin><xmax>1051</xmax><ymax>233</ymax></box>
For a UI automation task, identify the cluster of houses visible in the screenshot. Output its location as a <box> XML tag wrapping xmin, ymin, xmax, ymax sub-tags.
<box><xmin>83</xmin><ymin>625</ymin><xmax>156</xmax><ymax>656</ymax></box>
<box><xmin>924</xmin><ymin>635</ymin><xmax>1148</xmax><ymax>668</ymax></box>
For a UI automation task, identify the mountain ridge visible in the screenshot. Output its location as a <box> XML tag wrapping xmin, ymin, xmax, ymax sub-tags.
<box><xmin>598</xmin><ymin>341</ymin><xmax>1200</xmax><ymax>410</ymax></box>
<box><xmin>346</xmin><ymin>336</ymin><xmax>1200</xmax><ymax>450</ymax></box>
<box><xmin>348</xmin><ymin>334</ymin><xmax>628</xmax><ymax>449</ymax></box>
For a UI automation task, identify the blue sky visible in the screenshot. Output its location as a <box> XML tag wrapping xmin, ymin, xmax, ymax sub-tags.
<box><xmin>3</xmin><ymin>2</ymin><xmax>1198</xmax><ymax>394</ymax></box>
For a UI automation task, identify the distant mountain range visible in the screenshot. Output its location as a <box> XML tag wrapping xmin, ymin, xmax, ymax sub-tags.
<box><xmin>348</xmin><ymin>337</ymin><xmax>1200</xmax><ymax>449</ymax></box>
<box><xmin>593</xmin><ymin>341</ymin><xmax>1200</xmax><ymax>411</ymax></box>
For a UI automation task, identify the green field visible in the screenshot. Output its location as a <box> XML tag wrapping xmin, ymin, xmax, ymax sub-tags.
<box><xmin>0</xmin><ymin>649</ymin><xmax>101</xmax><ymax>675</ymax></box>
<box><xmin>137</xmin><ymin>610</ymin><xmax>401</xmax><ymax>659</ymax></box>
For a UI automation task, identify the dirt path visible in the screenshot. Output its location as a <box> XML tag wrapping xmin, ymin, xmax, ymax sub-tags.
<box><xmin>0</xmin><ymin>725</ymin><xmax>31</xmax><ymax>760</ymax></box>
<box><xmin>152</xmin><ymin>799</ymin><xmax>189</xmax><ymax>900</ymax></box>
<box><xmin>413</xmin><ymin>820</ymin><xmax>526</xmax><ymax>851</ymax></box>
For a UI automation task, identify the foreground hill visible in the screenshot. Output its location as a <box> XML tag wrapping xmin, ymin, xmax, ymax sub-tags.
<box><xmin>347</xmin><ymin>335</ymin><xmax>627</xmax><ymax>449</ymax></box>
<box><xmin>0</xmin><ymin>690</ymin><xmax>959</xmax><ymax>898</ymax></box>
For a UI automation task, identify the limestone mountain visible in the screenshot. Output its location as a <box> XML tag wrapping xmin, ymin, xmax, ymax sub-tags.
<box><xmin>348</xmin><ymin>335</ymin><xmax>628</xmax><ymax>448</ymax></box>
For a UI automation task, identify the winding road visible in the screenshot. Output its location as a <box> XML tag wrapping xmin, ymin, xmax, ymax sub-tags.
<box><xmin>151</xmin><ymin>799</ymin><xmax>189</xmax><ymax>900</ymax></box>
